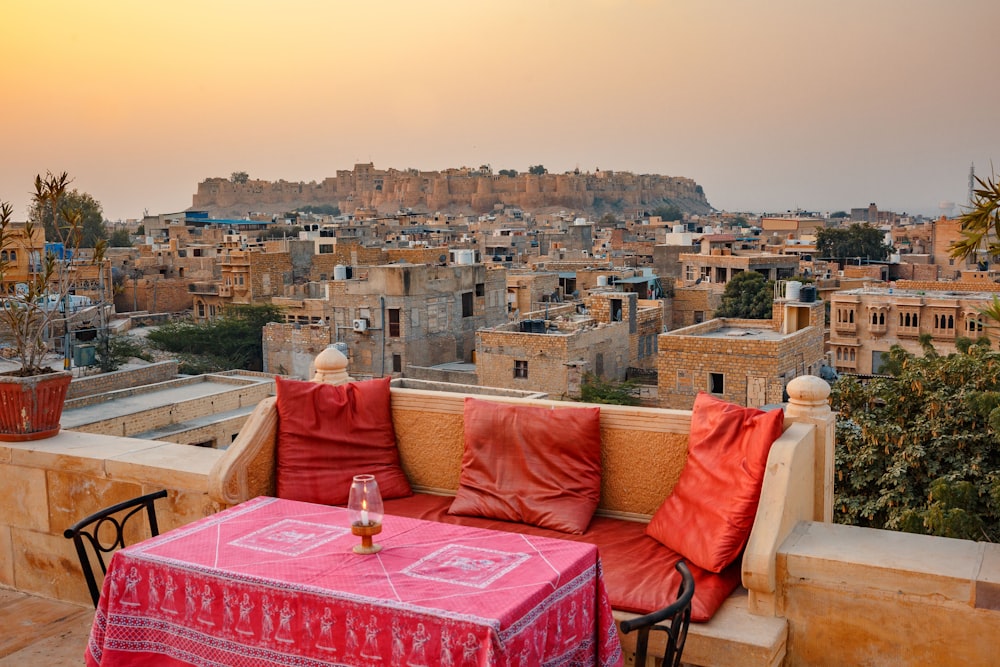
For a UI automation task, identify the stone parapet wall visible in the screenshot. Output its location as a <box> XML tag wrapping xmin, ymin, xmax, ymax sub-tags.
<box><xmin>895</xmin><ymin>279</ymin><xmax>1000</xmax><ymax>293</ymax></box>
<box><xmin>0</xmin><ymin>431</ymin><xmax>222</xmax><ymax>605</ymax></box>
<box><xmin>66</xmin><ymin>361</ymin><xmax>179</xmax><ymax>400</ymax></box>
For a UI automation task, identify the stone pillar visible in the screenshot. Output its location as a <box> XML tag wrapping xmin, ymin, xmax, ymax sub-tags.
<box><xmin>311</xmin><ymin>345</ymin><xmax>354</xmax><ymax>385</ymax></box>
<box><xmin>784</xmin><ymin>375</ymin><xmax>835</xmax><ymax>522</ymax></box>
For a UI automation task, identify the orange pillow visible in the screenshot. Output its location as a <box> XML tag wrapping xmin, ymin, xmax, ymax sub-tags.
<box><xmin>645</xmin><ymin>392</ymin><xmax>784</xmax><ymax>573</ymax></box>
<box><xmin>275</xmin><ymin>376</ymin><xmax>412</xmax><ymax>505</ymax></box>
<box><xmin>448</xmin><ymin>398</ymin><xmax>602</xmax><ymax>534</ymax></box>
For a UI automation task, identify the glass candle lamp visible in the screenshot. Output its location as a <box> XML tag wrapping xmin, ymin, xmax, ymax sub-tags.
<box><xmin>348</xmin><ymin>474</ymin><xmax>383</xmax><ymax>554</ymax></box>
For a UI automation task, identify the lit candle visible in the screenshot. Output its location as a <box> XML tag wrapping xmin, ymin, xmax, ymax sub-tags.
<box><xmin>360</xmin><ymin>498</ymin><xmax>369</xmax><ymax>526</ymax></box>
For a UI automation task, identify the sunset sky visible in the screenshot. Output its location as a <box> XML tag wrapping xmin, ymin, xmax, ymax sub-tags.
<box><xmin>2</xmin><ymin>0</ymin><xmax>998</xmax><ymax>221</ymax></box>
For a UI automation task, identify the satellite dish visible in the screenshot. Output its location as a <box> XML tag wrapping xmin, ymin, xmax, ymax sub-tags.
<box><xmin>438</xmin><ymin>254</ymin><xmax>447</xmax><ymax>264</ymax></box>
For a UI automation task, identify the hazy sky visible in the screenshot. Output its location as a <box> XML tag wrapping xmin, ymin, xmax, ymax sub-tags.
<box><xmin>2</xmin><ymin>0</ymin><xmax>998</xmax><ymax>221</ymax></box>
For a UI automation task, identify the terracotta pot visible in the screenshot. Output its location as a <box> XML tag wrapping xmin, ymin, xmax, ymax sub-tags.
<box><xmin>0</xmin><ymin>370</ymin><xmax>72</xmax><ymax>441</ymax></box>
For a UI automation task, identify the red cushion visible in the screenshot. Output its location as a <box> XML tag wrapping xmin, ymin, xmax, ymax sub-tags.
<box><xmin>385</xmin><ymin>493</ymin><xmax>741</xmax><ymax>622</ymax></box>
<box><xmin>275</xmin><ymin>376</ymin><xmax>412</xmax><ymax>505</ymax></box>
<box><xmin>646</xmin><ymin>392</ymin><xmax>784</xmax><ymax>573</ymax></box>
<box><xmin>448</xmin><ymin>398</ymin><xmax>602</xmax><ymax>534</ymax></box>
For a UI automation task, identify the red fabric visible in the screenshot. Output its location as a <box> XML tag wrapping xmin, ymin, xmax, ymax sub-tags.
<box><xmin>386</xmin><ymin>493</ymin><xmax>741</xmax><ymax>623</ymax></box>
<box><xmin>645</xmin><ymin>392</ymin><xmax>784</xmax><ymax>573</ymax></box>
<box><xmin>449</xmin><ymin>398</ymin><xmax>603</xmax><ymax>534</ymax></box>
<box><xmin>86</xmin><ymin>497</ymin><xmax>623</xmax><ymax>667</ymax></box>
<box><xmin>275</xmin><ymin>376</ymin><xmax>411</xmax><ymax>505</ymax></box>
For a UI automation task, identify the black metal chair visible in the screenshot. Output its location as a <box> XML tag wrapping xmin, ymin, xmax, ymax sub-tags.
<box><xmin>619</xmin><ymin>560</ymin><xmax>695</xmax><ymax>667</ymax></box>
<box><xmin>63</xmin><ymin>489</ymin><xmax>168</xmax><ymax>607</ymax></box>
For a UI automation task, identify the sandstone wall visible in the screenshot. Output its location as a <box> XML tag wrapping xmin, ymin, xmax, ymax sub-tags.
<box><xmin>192</xmin><ymin>166</ymin><xmax>712</xmax><ymax>217</ymax></box>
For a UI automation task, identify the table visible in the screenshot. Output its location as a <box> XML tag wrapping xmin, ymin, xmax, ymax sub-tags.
<box><xmin>86</xmin><ymin>496</ymin><xmax>623</xmax><ymax>667</ymax></box>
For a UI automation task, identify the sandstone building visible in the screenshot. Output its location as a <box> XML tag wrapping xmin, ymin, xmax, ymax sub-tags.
<box><xmin>658</xmin><ymin>290</ymin><xmax>826</xmax><ymax>409</ymax></box>
<box><xmin>828</xmin><ymin>279</ymin><xmax>1000</xmax><ymax>375</ymax></box>
<box><xmin>191</xmin><ymin>164</ymin><xmax>712</xmax><ymax>218</ymax></box>
<box><xmin>265</xmin><ymin>262</ymin><xmax>508</xmax><ymax>379</ymax></box>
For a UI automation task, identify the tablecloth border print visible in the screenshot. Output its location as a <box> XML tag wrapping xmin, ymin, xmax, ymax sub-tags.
<box><xmin>104</xmin><ymin>548</ymin><xmax>601</xmax><ymax>637</ymax></box>
<box><xmin>92</xmin><ymin>565</ymin><xmax>614</xmax><ymax>667</ymax></box>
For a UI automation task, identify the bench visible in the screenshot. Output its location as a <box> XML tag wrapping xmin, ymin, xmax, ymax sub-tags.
<box><xmin>208</xmin><ymin>350</ymin><xmax>834</xmax><ymax>667</ymax></box>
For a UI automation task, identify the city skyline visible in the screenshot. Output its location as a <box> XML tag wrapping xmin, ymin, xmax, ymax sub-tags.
<box><xmin>2</xmin><ymin>0</ymin><xmax>998</xmax><ymax>221</ymax></box>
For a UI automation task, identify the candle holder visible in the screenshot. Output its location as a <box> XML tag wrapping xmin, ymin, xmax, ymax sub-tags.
<box><xmin>348</xmin><ymin>474</ymin><xmax>383</xmax><ymax>554</ymax></box>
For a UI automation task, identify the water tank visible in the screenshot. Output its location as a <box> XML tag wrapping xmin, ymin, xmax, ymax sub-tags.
<box><xmin>333</xmin><ymin>265</ymin><xmax>347</xmax><ymax>280</ymax></box>
<box><xmin>785</xmin><ymin>280</ymin><xmax>802</xmax><ymax>301</ymax></box>
<box><xmin>519</xmin><ymin>319</ymin><xmax>546</xmax><ymax>333</ymax></box>
<box><xmin>673</xmin><ymin>224</ymin><xmax>685</xmax><ymax>234</ymax></box>
<box><xmin>597</xmin><ymin>275</ymin><xmax>608</xmax><ymax>287</ymax></box>
<box><xmin>800</xmin><ymin>285</ymin><xmax>817</xmax><ymax>303</ymax></box>
<box><xmin>454</xmin><ymin>249</ymin><xmax>474</xmax><ymax>265</ymax></box>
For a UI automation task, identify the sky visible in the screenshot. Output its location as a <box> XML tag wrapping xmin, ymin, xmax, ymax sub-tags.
<box><xmin>1</xmin><ymin>0</ymin><xmax>998</xmax><ymax>222</ymax></box>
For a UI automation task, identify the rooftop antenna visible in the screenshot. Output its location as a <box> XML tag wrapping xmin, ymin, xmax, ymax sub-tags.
<box><xmin>969</xmin><ymin>162</ymin><xmax>976</xmax><ymax>205</ymax></box>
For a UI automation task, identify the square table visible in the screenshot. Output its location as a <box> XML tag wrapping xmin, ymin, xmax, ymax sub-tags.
<box><xmin>86</xmin><ymin>496</ymin><xmax>623</xmax><ymax>666</ymax></box>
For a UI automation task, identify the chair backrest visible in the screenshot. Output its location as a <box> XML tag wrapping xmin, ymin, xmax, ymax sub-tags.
<box><xmin>63</xmin><ymin>489</ymin><xmax>168</xmax><ymax>607</ymax></box>
<box><xmin>619</xmin><ymin>560</ymin><xmax>694</xmax><ymax>667</ymax></box>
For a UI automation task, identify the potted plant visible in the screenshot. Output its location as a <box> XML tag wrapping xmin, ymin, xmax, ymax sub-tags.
<box><xmin>0</xmin><ymin>172</ymin><xmax>106</xmax><ymax>440</ymax></box>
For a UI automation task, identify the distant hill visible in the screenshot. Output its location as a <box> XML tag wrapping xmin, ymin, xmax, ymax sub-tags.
<box><xmin>191</xmin><ymin>164</ymin><xmax>712</xmax><ymax>218</ymax></box>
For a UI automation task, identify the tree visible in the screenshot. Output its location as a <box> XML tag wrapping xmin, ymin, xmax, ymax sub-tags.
<box><xmin>146</xmin><ymin>303</ymin><xmax>283</xmax><ymax>372</ymax></box>
<box><xmin>832</xmin><ymin>343</ymin><xmax>1000</xmax><ymax>541</ymax></box>
<box><xmin>231</xmin><ymin>171</ymin><xmax>249</xmax><ymax>184</ymax></box>
<box><xmin>577</xmin><ymin>372</ymin><xmax>640</xmax><ymax>406</ymax></box>
<box><xmin>0</xmin><ymin>171</ymin><xmax>107</xmax><ymax>376</ymax></box>
<box><xmin>829</xmin><ymin>211</ymin><xmax>849</xmax><ymax>219</ymax></box>
<box><xmin>815</xmin><ymin>223</ymin><xmax>892</xmax><ymax>264</ymax></box>
<box><xmin>714</xmin><ymin>271</ymin><xmax>773</xmax><ymax>319</ymax></box>
<box><xmin>28</xmin><ymin>188</ymin><xmax>107</xmax><ymax>248</ymax></box>
<box><xmin>295</xmin><ymin>204</ymin><xmax>340</xmax><ymax>216</ymax></box>
<box><xmin>951</xmin><ymin>169</ymin><xmax>1000</xmax><ymax>326</ymax></box>
<box><xmin>651</xmin><ymin>204</ymin><xmax>682</xmax><ymax>222</ymax></box>
<box><xmin>108</xmin><ymin>229</ymin><xmax>132</xmax><ymax>247</ymax></box>
<box><xmin>498</xmin><ymin>169</ymin><xmax>517</xmax><ymax>178</ymax></box>
<box><xmin>528</xmin><ymin>165</ymin><xmax>547</xmax><ymax>175</ymax></box>
<box><xmin>259</xmin><ymin>225</ymin><xmax>302</xmax><ymax>240</ymax></box>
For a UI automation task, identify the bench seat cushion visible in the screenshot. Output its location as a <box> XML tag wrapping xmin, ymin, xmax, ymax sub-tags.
<box><xmin>383</xmin><ymin>493</ymin><xmax>742</xmax><ymax>623</ymax></box>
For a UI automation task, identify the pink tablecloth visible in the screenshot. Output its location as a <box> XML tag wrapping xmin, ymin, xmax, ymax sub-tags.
<box><xmin>86</xmin><ymin>496</ymin><xmax>623</xmax><ymax>667</ymax></box>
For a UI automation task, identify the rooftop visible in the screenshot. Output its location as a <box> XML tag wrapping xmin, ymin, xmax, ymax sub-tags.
<box><xmin>695</xmin><ymin>326</ymin><xmax>787</xmax><ymax>341</ymax></box>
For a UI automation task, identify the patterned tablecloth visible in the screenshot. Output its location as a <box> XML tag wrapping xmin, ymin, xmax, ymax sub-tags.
<box><xmin>86</xmin><ymin>496</ymin><xmax>623</xmax><ymax>667</ymax></box>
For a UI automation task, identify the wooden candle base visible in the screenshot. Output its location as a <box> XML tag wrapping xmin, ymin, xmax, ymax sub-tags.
<box><xmin>351</xmin><ymin>521</ymin><xmax>383</xmax><ymax>554</ymax></box>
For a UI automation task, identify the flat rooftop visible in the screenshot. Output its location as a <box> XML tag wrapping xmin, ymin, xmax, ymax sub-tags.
<box><xmin>690</xmin><ymin>326</ymin><xmax>786</xmax><ymax>341</ymax></box>
<box><xmin>839</xmin><ymin>286</ymin><xmax>1000</xmax><ymax>300</ymax></box>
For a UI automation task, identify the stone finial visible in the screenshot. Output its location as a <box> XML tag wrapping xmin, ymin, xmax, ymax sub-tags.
<box><xmin>312</xmin><ymin>345</ymin><xmax>353</xmax><ymax>385</ymax></box>
<box><xmin>785</xmin><ymin>375</ymin><xmax>831</xmax><ymax>417</ymax></box>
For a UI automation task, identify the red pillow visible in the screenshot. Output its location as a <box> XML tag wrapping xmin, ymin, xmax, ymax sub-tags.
<box><xmin>646</xmin><ymin>392</ymin><xmax>784</xmax><ymax>573</ymax></box>
<box><xmin>448</xmin><ymin>398</ymin><xmax>602</xmax><ymax>534</ymax></box>
<box><xmin>275</xmin><ymin>376</ymin><xmax>412</xmax><ymax>505</ymax></box>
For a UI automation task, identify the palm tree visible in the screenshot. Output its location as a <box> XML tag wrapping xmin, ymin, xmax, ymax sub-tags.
<box><xmin>951</xmin><ymin>169</ymin><xmax>1000</xmax><ymax>327</ymax></box>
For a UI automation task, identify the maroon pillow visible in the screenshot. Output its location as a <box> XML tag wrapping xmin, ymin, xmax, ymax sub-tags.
<box><xmin>646</xmin><ymin>392</ymin><xmax>784</xmax><ymax>573</ymax></box>
<box><xmin>448</xmin><ymin>398</ymin><xmax>602</xmax><ymax>534</ymax></box>
<box><xmin>275</xmin><ymin>376</ymin><xmax>412</xmax><ymax>505</ymax></box>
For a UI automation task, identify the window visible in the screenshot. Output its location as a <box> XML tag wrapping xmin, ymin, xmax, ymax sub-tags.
<box><xmin>388</xmin><ymin>309</ymin><xmax>400</xmax><ymax>337</ymax></box>
<box><xmin>611</xmin><ymin>298</ymin><xmax>622</xmax><ymax>322</ymax></box>
<box><xmin>514</xmin><ymin>360</ymin><xmax>528</xmax><ymax>379</ymax></box>
<box><xmin>694</xmin><ymin>311</ymin><xmax>704</xmax><ymax>324</ymax></box>
<box><xmin>709</xmin><ymin>372</ymin><xmax>724</xmax><ymax>394</ymax></box>
<box><xmin>475</xmin><ymin>282</ymin><xmax>485</xmax><ymax>297</ymax></box>
<box><xmin>319</xmin><ymin>244</ymin><xmax>334</xmax><ymax>254</ymax></box>
<box><xmin>462</xmin><ymin>291</ymin><xmax>474</xmax><ymax>318</ymax></box>
<box><xmin>392</xmin><ymin>354</ymin><xmax>402</xmax><ymax>373</ymax></box>
<box><xmin>197</xmin><ymin>303</ymin><xmax>205</xmax><ymax>318</ymax></box>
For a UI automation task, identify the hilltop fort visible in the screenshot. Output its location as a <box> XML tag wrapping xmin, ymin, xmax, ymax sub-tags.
<box><xmin>191</xmin><ymin>163</ymin><xmax>712</xmax><ymax>218</ymax></box>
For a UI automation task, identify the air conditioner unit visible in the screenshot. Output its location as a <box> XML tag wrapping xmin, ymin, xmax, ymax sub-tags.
<box><xmin>352</xmin><ymin>318</ymin><xmax>368</xmax><ymax>332</ymax></box>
